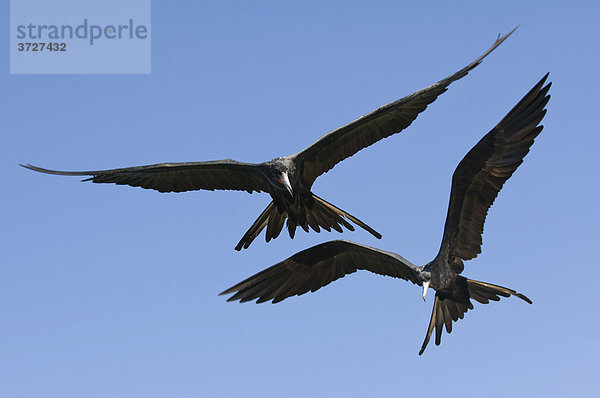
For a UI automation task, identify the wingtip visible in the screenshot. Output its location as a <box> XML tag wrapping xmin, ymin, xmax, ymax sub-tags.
<box><xmin>542</xmin><ymin>73</ymin><xmax>551</xmax><ymax>90</ymax></box>
<box><xmin>516</xmin><ymin>293</ymin><xmax>533</xmax><ymax>304</ymax></box>
<box><xmin>538</xmin><ymin>72</ymin><xmax>551</xmax><ymax>86</ymax></box>
<box><xmin>530</xmin><ymin>73</ymin><xmax>552</xmax><ymax>100</ymax></box>
<box><xmin>220</xmin><ymin>292</ymin><xmax>242</xmax><ymax>303</ymax></box>
<box><xmin>219</xmin><ymin>287</ymin><xmax>235</xmax><ymax>297</ymax></box>
<box><xmin>461</xmin><ymin>25</ymin><xmax>518</xmax><ymax>74</ymax></box>
<box><xmin>508</xmin><ymin>25</ymin><xmax>520</xmax><ymax>36</ymax></box>
<box><xmin>496</xmin><ymin>25</ymin><xmax>519</xmax><ymax>45</ymax></box>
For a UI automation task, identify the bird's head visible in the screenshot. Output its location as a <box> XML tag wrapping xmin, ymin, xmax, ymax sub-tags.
<box><xmin>267</xmin><ymin>158</ymin><xmax>295</xmax><ymax>197</ymax></box>
<box><xmin>419</xmin><ymin>271</ymin><xmax>432</xmax><ymax>302</ymax></box>
<box><xmin>275</xmin><ymin>171</ymin><xmax>293</xmax><ymax>197</ymax></box>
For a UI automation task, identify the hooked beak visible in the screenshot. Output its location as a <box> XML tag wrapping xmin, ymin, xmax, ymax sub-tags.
<box><xmin>422</xmin><ymin>280</ymin><xmax>430</xmax><ymax>302</ymax></box>
<box><xmin>281</xmin><ymin>172</ymin><xmax>293</xmax><ymax>196</ymax></box>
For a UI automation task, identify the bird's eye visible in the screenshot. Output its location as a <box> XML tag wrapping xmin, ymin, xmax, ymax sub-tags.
<box><xmin>277</xmin><ymin>178</ymin><xmax>283</xmax><ymax>184</ymax></box>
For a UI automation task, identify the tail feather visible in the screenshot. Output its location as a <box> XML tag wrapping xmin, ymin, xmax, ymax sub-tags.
<box><xmin>299</xmin><ymin>219</ymin><xmax>310</xmax><ymax>233</ymax></box>
<box><xmin>310</xmin><ymin>209</ymin><xmax>332</xmax><ymax>232</ymax></box>
<box><xmin>266</xmin><ymin>207</ymin><xmax>286</xmax><ymax>241</ymax></box>
<box><xmin>235</xmin><ymin>201</ymin><xmax>280</xmax><ymax>251</ymax></box>
<box><xmin>320</xmin><ymin>206</ymin><xmax>344</xmax><ymax>233</ymax></box>
<box><xmin>312</xmin><ymin>194</ymin><xmax>382</xmax><ymax>239</ymax></box>
<box><xmin>419</xmin><ymin>296</ymin><xmax>439</xmax><ymax>355</ymax></box>
<box><xmin>235</xmin><ymin>194</ymin><xmax>383</xmax><ymax>250</ymax></box>
<box><xmin>467</xmin><ymin>279</ymin><xmax>532</xmax><ymax>304</ymax></box>
<box><xmin>287</xmin><ymin>217</ymin><xmax>297</xmax><ymax>239</ymax></box>
<box><xmin>434</xmin><ymin>301</ymin><xmax>445</xmax><ymax>345</ymax></box>
<box><xmin>305</xmin><ymin>212</ymin><xmax>321</xmax><ymax>232</ymax></box>
<box><xmin>418</xmin><ymin>277</ymin><xmax>531</xmax><ymax>355</ymax></box>
<box><xmin>288</xmin><ymin>206</ymin><xmax>308</xmax><ymax>233</ymax></box>
<box><xmin>321</xmin><ymin>203</ymin><xmax>354</xmax><ymax>231</ymax></box>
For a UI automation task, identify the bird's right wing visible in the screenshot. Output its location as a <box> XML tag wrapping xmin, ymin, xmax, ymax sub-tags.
<box><xmin>296</xmin><ymin>27</ymin><xmax>517</xmax><ymax>187</ymax></box>
<box><xmin>220</xmin><ymin>240</ymin><xmax>421</xmax><ymax>303</ymax></box>
<box><xmin>21</xmin><ymin>160</ymin><xmax>272</xmax><ymax>194</ymax></box>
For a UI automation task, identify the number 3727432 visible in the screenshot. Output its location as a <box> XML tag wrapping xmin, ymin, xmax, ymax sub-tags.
<box><xmin>17</xmin><ymin>42</ymin><xmax>66</xmax><ymax>51</ymax></box>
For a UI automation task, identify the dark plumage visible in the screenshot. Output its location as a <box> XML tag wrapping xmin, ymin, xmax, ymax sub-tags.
<box><xmin>22</xmin><ymin>29</ymin><xmax>516</xmax><ymax>250</ymax></box>
<box><xmin>221</xmin><ymin>75</ymin><xmax>551</xmax><ymax>354</ymax></box>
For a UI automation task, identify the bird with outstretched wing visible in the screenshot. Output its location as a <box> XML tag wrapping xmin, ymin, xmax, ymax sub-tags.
<box><xmin>23</xmin><ymin>28</ymin><xmax>517</xmax><ymax>250</ymax></box>
<box><xmin>222</xmin><ymin>74</ymin><xmax>550</xmax><ymax>354</ymax></box>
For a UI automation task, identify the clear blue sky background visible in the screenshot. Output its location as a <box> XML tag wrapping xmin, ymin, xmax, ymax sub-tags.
<box><xmin>2</xmin><ymin>1</ymin><xmax>599</xmax><ymax>397</ymax></box>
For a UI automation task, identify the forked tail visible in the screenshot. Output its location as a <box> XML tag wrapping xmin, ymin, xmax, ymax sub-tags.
<box><xmin>418</xmin><ymin>277</ymin><xmax>532</xmax><ymax>355</ymax></box>
<box><xmin>234</xmin><ymin>194</ymin><xmax>382</xmax><ymax>250</ymax></box>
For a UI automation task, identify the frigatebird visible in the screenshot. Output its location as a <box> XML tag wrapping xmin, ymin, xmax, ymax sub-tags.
<box><xmin>22</xmin><ymin>29</ymin><xmax>515</xmax><ymax>250</ymax></box>
<box><xmin>221</xmin><ymin>74</ymin><xmax>550</xmax><ymax>354</ymax></box>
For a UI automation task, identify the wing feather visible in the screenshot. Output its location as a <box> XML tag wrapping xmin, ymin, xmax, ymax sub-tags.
<box><xmin>296</xmin><ymin>27</ymin><xmax>518</xmax><ymax>187</ymax></box>
<box><xmin>220</xmin><ymin>240</ymin><xmax>421</xmax><ymax>304</ymax></box>
<box><xmin>21</xmin><ymin>160</ymin><xmax>271</xmax><ymax>194</ymax></box>
<box><xmin>438</xmin><ymin>74</ymin><xmax>551</xmax><ymax>270</ymax></box>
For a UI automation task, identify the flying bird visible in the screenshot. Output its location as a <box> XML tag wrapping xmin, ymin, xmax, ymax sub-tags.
<box><xmin>22</xmin><ymin>28</ymin><xmax>516</xmax><ymax>250</ymax></box>
<box><xmin>221</xmin><ymin>74</ymin><xmax>551</xmax><ymax>354</ymax></box>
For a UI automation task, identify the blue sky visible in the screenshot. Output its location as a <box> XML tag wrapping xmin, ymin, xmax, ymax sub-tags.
<box><xmin>2</xmin><ymin>1</ymin><xmax>599</xmax><ymax>397</ymax></box>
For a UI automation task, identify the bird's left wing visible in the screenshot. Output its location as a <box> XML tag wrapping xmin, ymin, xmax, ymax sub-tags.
<box><xmin>296</xmin><ymin>28</ymin><xmax>517</xmax><ymax>187</ymax></box>
<box><xmin>220</xmin><ymin>240</ymin><xmax>421</xmax><ymax>304</ymax></box>
<box><xmin>437</xmin><ymin>74</ymin><xmax>551</xmax><ymax>272</ymax></box>
<box><xmin>21</xmin><ymin>160</ymin><xmax>272</xmax><ymax>194</ymax></box>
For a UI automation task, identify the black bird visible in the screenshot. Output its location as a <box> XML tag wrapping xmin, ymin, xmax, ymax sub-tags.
<box><xmin>221</xmin><ymin>75</ymin><xmax>551</xmax><ymax>354</ymax></box>
<box><xmin>22</xmin><ymin>29</ymin><xmax>515</xmax><ymax>250</ymax></box>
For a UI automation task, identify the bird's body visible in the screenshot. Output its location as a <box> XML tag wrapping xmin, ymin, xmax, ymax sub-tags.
<box><xmin>221</xmin><ymin>74</ymin><xmax>551</xmax><ymax>354</ymax></box>
<box><xmin>23</xmin><ymin>29</ymin><xmax>516</xmax><ymax>250</ymax></box>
